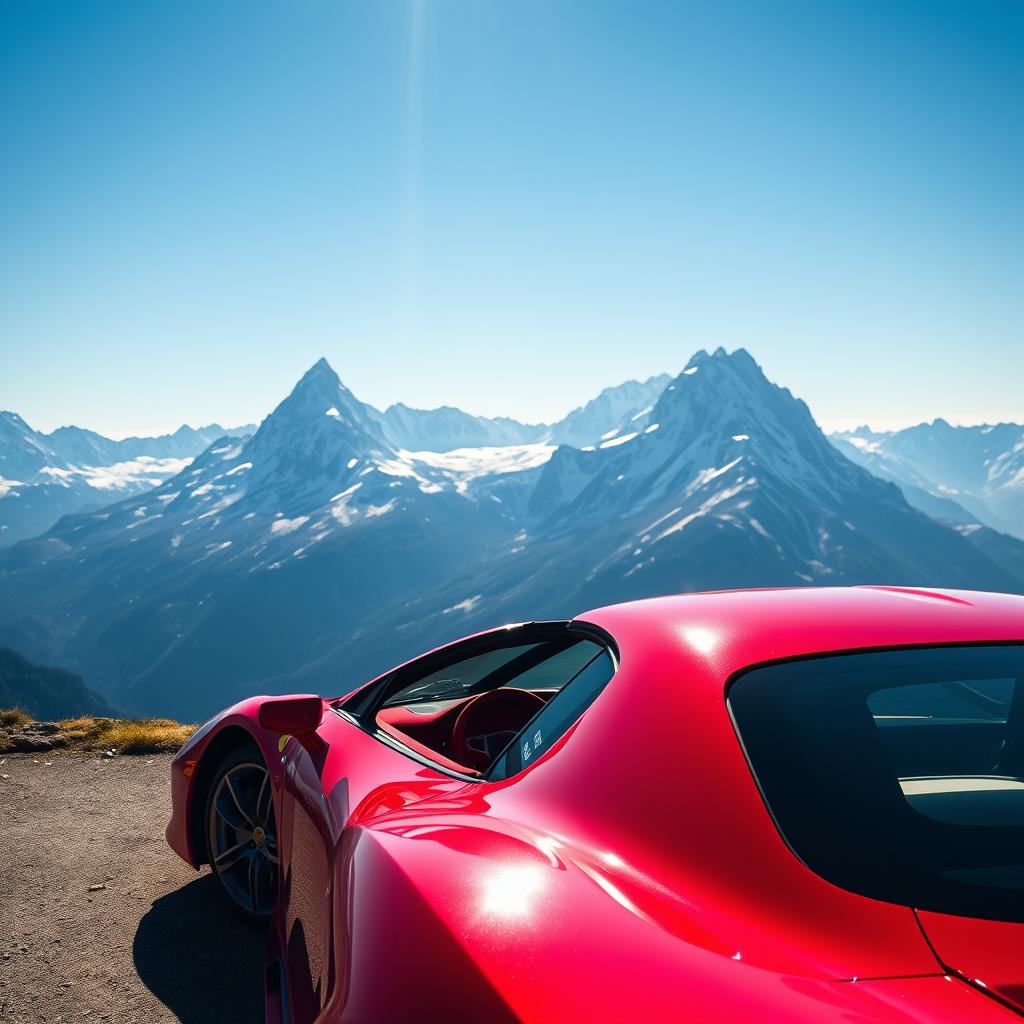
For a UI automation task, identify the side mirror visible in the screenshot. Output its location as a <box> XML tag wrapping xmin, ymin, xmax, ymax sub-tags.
<box><xmin>259</xmin><ymin>695</ymin><xmax>323</xmax><ymax>734</ymax></box>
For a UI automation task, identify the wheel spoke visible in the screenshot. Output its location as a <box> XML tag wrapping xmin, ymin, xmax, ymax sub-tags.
<box><xmin>224</xmin><ymin>774</ymin><xmax>255</xmax><ymax>827</ymax></box>
<box><xmin>214</xmin><ymin>838</ymin><xmax>250</xmax><ymax>870</ymax></box>
<box><xmin>214</xmin><ymin>792</ymin><xmax>248</xmax><ymax>831</ymax></box>
<box><xmin>256</xmin><ymin>771</ymin><xmax>270</xmax><ymax>825</ymax></box>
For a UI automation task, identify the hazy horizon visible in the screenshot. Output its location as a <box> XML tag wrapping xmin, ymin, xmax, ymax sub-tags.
<box><xmin>5</xmin><ymin>348</ymin><xmax>1022</xmax><ymax>441</ymax></box>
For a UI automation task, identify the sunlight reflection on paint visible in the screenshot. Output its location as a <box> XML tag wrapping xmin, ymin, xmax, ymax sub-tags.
<box><xmin>534</xmin><ymin>835</ymin><xmax>563</xmax><ymax>868</ymax></box>
<box><xmin>398</xmin><ymin>825</ymin><xmax>446</xmax><ymax>839</ymax></box>
<box><xmin>601</xmin><ymin>851</ymin><xmax>625</xmax><ymax>868</ymax></box>
<box><xmin>683</xmin><ymin>626</ymin><xmax>719</xmax><ymax>654</ymax></box>
<box><xmin>585</xmin><ymin>868</ymin><xmax>643</xmax><ymax>917</ymax></box>
<box><xmin>481</xmin><ymin>866</ymin><xmax>545</xmax><ymax>917</ymax></box>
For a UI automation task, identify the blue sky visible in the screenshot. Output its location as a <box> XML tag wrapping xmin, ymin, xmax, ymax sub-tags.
<box><xmin>1</xmin><ymin>0</ymin><xmax>1021</xmax><ymax>436</ymax></box>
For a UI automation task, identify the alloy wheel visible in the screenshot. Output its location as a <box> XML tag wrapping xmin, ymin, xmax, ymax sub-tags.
<box><xmin>207</xmin><ymin>760</ymin><xmax>279</xmax><ymax>917</ymax></box>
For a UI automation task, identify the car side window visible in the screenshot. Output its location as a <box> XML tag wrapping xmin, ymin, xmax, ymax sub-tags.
<box><xmin>488</xmin><ymin>647</ymin><xmax>616</xmax><ymax>780</ymax></box>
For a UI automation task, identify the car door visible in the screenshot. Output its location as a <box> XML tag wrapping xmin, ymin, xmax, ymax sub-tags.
<box><xmin>280</xmin><ymin>622</ymin><xmax>619</xmax><ymax>1021</ymax></box>
<box><xmin>276</xmin><ymin>707</ymin><xmax>462</xmax><ymax>1022</ymax></box>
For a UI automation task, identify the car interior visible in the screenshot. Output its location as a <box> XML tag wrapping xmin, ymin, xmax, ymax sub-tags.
<box><xmin>870</xmin><ymin>677</ymin><xmax>1024</xmax><ymax>827</ymax></box>
<box><xmin>346</xmin><ymin>625</ymin><xmax>616</xmax><ymax>777</ymax></box>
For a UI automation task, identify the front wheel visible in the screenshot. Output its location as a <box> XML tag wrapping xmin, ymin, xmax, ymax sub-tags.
<box><xmin>206</xmin><ymin>747</ymin><xmax>279</xmax><ymax>921</ymax></box>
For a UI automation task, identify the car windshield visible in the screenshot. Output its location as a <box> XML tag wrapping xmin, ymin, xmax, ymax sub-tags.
<box><xmin>383</xmin><ymin>643</ymin><xmax>543</xmax><ymax>706</ymax></box>
<box><xmin>728</xmin><ymin>645</ymin><xmax>1024</xmax><ymax>923</ymax></box>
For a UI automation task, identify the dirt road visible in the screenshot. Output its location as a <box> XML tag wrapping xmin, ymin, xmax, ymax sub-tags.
<box><xmin>1</xmin><ymin>753</ymin><xmax>264</xmax><ymax>1023</ymax></box>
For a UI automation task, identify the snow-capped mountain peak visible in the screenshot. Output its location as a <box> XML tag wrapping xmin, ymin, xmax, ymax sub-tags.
<box><xmin>254</xmin><ymin>357</ymin><xmax>382</xmax><ymax>439</ymax></box>
<box><xmin>530</xmin><ymin>347</ymin><xmax>864</xmax><ymax>531</ymax></box>
<box><xmin>240</xmin><ymin>359</ymin><xmax>392</xmax><ymax>500</ymax></box>
<box><xmin>0</xmin><ymin>411</ymin><xmax>63</xmax><ymax>480</ymax></box>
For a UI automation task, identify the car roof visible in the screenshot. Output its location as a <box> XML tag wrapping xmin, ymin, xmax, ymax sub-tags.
<box><xmin>579</xmin><ymin>586</ymin><xmax>1024</xmax><ymax>682</ymax></box>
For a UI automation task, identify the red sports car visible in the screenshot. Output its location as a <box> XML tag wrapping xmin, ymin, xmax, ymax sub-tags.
<box><xmin>166</xmin><ymin>586</ymin><xmax>1024</xmax><ymax>1022</ymax></box>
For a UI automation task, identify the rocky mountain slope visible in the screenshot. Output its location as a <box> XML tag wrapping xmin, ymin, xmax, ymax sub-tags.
<box><xmin>0</xmin><ymin>647</ymin><xmax>112</xmax><ymax>720</ymax></box>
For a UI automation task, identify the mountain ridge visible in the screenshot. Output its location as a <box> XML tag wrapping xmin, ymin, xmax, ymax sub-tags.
<box><xmin>3</xmin><ymin>348</ymin><xmax>1022</xmax><ymax>720</ymax></box>
<box><xmin>370</xmin><ymin>371</ymin><xmax>671</xmax><ymax>452</ymax></box>
<box><xmin>0</xmin><ymin>414</ymin><xmax>255</xmax><ymax>548</ymax></box>
<box><xmin>831</xmin><ymin>420</ymin><xmax>1024</xmax><ymax>539</ymax></box>
<box><xmin>0</xmin><ymin>646</ymin><xmax>113</xmax><ymax>720</ymax></box>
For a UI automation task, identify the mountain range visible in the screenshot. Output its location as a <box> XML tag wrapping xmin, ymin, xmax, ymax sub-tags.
<box><xmin>830</xmin><ymin>422</ymin><xmax>1024</xmax><ymax>540</ymax></box>
<box><xmin>0</xmin><ymin>415</ymin><xmax>256</xmax><ymax>547</ymax></box>
<box><xmin>0</xmin><ymin>373</ymin><xmax>668</xmax><ymax>549</ymax></box>
<box><xmin>362</xmin><ymin>373</ymin><xmax>671</xmax><ymax>452</ymax></box>
<box><xmin>0</xmin><ymin>348</ymin><xmax>1021</xmax><ymax>720</ymax></box>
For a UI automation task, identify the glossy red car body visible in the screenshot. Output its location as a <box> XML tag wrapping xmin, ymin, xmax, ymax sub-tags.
<box><xmin>166</xmin><ymin>586</ymin><xmax>1024</xmax><ymax>1022</ymax></box>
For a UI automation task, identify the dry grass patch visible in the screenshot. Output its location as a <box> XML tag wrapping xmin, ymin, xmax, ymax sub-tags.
<box><xmin>58</xmin><ymin>715</ymin><xmax>197</xmax><ymax>754</ymax></box>
<box><xmin>0</xmin><ymin>707</ymin><xmax>32</xmax><ymax>730</ymax></box>
<box><xmin>0</xmin><ymin>709</ymin><xmax>196</xmax><ymax>754</ymax></box>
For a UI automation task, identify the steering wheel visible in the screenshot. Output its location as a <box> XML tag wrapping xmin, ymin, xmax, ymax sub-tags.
<box><xmin>450</xmin><ymin>688</ymin><xmax>545</xmax><ymax>771</ymax></box>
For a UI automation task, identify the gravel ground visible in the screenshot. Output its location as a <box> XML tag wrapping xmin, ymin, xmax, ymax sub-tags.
<box><xmin>0</xmin><ymin>753</ymin><xmax>264</xmax><ymax>1023</ymax></box>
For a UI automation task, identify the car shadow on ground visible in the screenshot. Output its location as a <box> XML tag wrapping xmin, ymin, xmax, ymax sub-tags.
<box><xmin>133</xmin><ymin>873</ymin><xmax>265</xmax><ymax>1023</ymax></box>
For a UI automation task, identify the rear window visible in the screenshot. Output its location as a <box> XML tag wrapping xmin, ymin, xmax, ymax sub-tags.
<box><xmin>729</xmin><ymin>645</ymin><xmax>1024</xmax><ymax>923</ymax></box>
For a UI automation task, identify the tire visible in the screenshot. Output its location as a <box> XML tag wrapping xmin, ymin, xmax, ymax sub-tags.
<box><xmin>205</xmin><ymin>744</ymin><xmax>280</xmax><ymax>922</ymax></box>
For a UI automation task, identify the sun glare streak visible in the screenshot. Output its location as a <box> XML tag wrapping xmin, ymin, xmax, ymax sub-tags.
<box><xmin>399</xmin><ymin>0</ymin><xmax>426</xmax><ymax>339</ymax></box>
